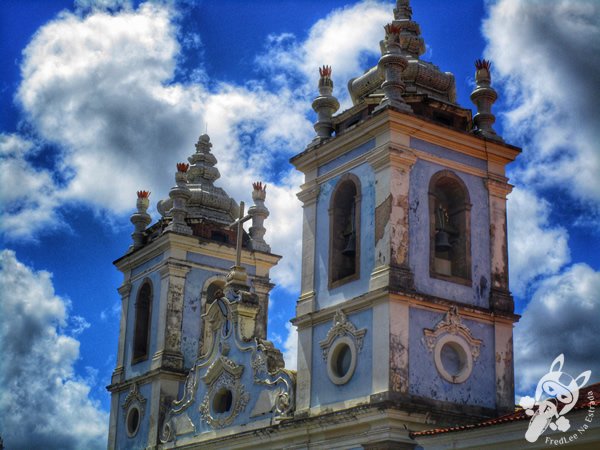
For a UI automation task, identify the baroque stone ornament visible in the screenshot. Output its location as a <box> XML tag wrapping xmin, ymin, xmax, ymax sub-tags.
<box><xmin>199</xmin><ymin>356</ymin><xmax>250</xmax><ymax>429</ymax></box>
<box><xmin>423</xmin><ymin>306</ymin><xmax>482</xmax><ymax>357</ymax></box>
<box><xmin>319</xmin><ymin>309</ymin><xmax>367</xmax><ymax>360</ymax></box>
<box><xmin>423</xmin><ymin>306</ymin><xmax>482</xmax><ymax>384</ymax></box>
<box><xmin>122</xmin><ymin>382</ymin><xmax>147</xmax><ymax>437</ymax></box>
<box><xmin>122</xmin><ymin>382</ymin><xmax>147</xmax><ymax>415</ymax></box>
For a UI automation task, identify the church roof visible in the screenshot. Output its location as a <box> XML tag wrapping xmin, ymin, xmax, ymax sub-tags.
<box><xmin>411</xmin><ymin>382</ymin><xmax>600</xmax><ymax>438</ymax></box>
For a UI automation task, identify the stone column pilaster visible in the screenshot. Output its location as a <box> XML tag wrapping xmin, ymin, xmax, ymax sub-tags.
<box><xmin>153</xmin><ymin>262</ymin><xmax>190</xmax><ymax>371</ymax></box>
<box><xmin>112</xmin><ymin>282</ymin><xmax>131</xmax><ymax>384</ymax></box>
<box><xmin>252</xmin><ymin>276</ymin><xmax>275</xmax><ymax>339</ymax></box>
<box><xmin>368</xmin><ymin>145</ymin><xmax>416</xmax><ymax>291</ymax></box>
<box><xmin>296</xmin><ymin>183</ymin><xmax>320</xmax><ymax>316</ymax></box>
<box><xmin>487</xmin><ymin>177</ymin><xmax>514</xmax><ymax>313</ymax></box>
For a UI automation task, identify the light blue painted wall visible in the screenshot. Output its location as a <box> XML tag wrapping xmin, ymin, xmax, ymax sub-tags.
<box><xmin>125</xmin><ymin>270</ymin><xmax>162</xmax><ymax>379</ymax></box>
<box><xmin>317</xmin><ymin>138</ymin><xmax>375</xmax><ymax>176</ymax></box>
<box><xmin>410</xmin><ymin>138</ymin><xmax>487</xmax><ymax>171</ymax></box>
<box><xmin>115</xmin><ymin>382</ymin><xmax>153</xmax><ymax>450</ymax></box>
<box><xmin>310</xmin><ymin>309</ymin><xmax>373</xmax><ymax>407</ymax></box>
<box><xmin>408</xmin><ymin>159</ymin><xmax>491</xmax><ymax>308</ymax></box>
<box><xmin>130</xmin><ymin>252</ymin><xmax>163</xmax><ymax>277</ymax></box>
<box><xmin>408</xmin><ymin>307</ymin><xmax>496</xmax><ymax>409</ymax></box>
<box><xmin>186</xmin><ymin>250</ymin><xmax>256</xmax><ymax>276</ymax></box>
<box><xmin>314</xmin><ymin>163</ymin><xmax>376</xmax><ymax>310</ymax></box>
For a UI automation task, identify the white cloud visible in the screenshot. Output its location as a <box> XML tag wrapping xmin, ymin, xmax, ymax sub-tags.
<box><xmin>282</xmin><ymin>322</ymin><xmax>298</xmax><ymax>371</ymax></box>
<box><xmin>514</xmin><ymin>263</ymin><xmax>600</xmax><ymax>394</ymax></box>
<box><xmin>257</xmin><ymin>0</ymin><xmax>391</xmax><ymax>108</ymax></box>
<box><xmin>507</xmin><ymin>187</ymin><xmax>570</xmax><ymax>296</ymax></box>
<box><xmin>7</xmin><ymin>1</ymin><xmax>395</xmax><ymax>292</ymax></box>
<box><xmin>0</xmin><ymin>134</ymin><xmax>63</xmax><ymax>240</ymax></box>
<box><xmin>484</xmin><ymin>0</ymin><xmax>600</xmax><ymax>205</ymax></box>
<box><xmin>0</xmin><ymin>250</ymin><xmax>108</xmax><ymax>449</ymax></box>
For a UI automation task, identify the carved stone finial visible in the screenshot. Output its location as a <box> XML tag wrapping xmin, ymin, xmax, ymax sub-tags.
<box><xmin>165</xmin><ymin>163</ymin><xmax>192</xmax><ymax>235</ymax></box>
<box><xmin>375</xmin><ymin>24</ymin><xmax>412</xmax><ymax>113</ymax></box>
<box><xmin>394</xmin><ymin>0</ymin><xmax>412</xmax><ymax>20</ymax></box>
<box><xmin>130</xmin><ymin>190</ymin><xmax>152</xmax><ymax>250</ymax></box>
<box><xmin>249</xmin><ymin>181</ymin><xmax>270</xmax><ymax>252</ymax></box>
<box><xmin>470</xmin><ymin>59</ymin><xmax>503</xmax><ymax>141</ymax></box>
<box><xmin>311</xmin><ymin>65</ymin><xmax>340</xmax><ymax>145</ymax></box>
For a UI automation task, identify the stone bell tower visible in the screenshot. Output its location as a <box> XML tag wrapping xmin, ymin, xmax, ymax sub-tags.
<box><xmin>290</xmin><ymin>0</ymin><xmax>520</xmax><ymax>444</ymax></box>
<box><xmin>107</xmin><ymin>134</ymin><xmax>281</xmax><ymax>449</ymax></box>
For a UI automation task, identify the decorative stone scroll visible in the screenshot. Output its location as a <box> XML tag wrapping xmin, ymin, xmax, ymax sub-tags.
<box><xmin>423</xmin><ymin>306</ymin><xmax>482</xmax><ymax>383</ymax></box>
<box><xmin>122</xmin><ymin>382</ymin><xmax>147</xmax><ymax>437</ymax></box>
<box><xmin>320</xmin><ymin>310</ymin><xmax>367</xmax><ymax>385</ymax></box>
<box><xmin>320</xmin><ymin>310</ymin><xmax>367</xmax><ymax>360</ymax></box>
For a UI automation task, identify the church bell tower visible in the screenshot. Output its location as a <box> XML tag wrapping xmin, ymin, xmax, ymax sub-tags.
<box><xmin>291</xmin><ymin>0</ymin><xmax>519</xmax><ymax>436</ymax></box>
<box><xmin>107</xmin><ymin>134</ymin><xmax>282</xmax><ymax>449</ymax></box>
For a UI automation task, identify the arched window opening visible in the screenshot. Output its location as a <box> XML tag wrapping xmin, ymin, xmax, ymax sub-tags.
<box><xmin>329</xmin><ymin>175</ymin><xmax>361</xmax><ymax>287</ymax></box>
<box><xmin>205</xmin><ymin>279</ymin><xmax>225</xmax><ymax>309</ymax></box>
<box><xmin>132</xmin><ymin>280</ymin><xmax>152</xmax><ymax>363</ymax></box>
<box><xmin>429</xmin><ymin>171</ymin><xmax>471</xmax><ymax>281</ymax></box>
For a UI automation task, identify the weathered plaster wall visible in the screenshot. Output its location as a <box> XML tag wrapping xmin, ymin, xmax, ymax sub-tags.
<box><xmin>314</xmin><ymin>163</ymin><xmax>375</xmax><ymax>309</ymax></box>
<box><xmin>124</xmin><ymin>270</ymin><xmax>162</xmax><ymax>379</ymax></box>
<box><xmin>310</xmin><ymin>308</ymin><xmax>373</xmax><ymax>407</ymax></box>
<box><xmin>115</xmin><ymin>382</ymin><xmax>153</xmax><ymax>450</ymax></box>
<box><xmin>408</xmin><ymin>307</ymin><xmax>496</xmax><ymax>409</ymax></box>
<box><xmin>408</xmin><ymin>158</ymin><xmax>491</xmax><ymax>307</ymax></box>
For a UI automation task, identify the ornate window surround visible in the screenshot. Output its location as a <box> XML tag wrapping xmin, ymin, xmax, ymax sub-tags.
<box><xmin>423</xmin><ymin>306</ymin><xmax>482</xmax><ymax>384</ymax></box>
<box><xmin>320</xmin><ymin>310</ymin><xmax>367</xmax><ymax>385</ymax></box>
<box><xmin>122</xmin><ymin>382</ymin><xmax>147</xmax><ymax>438</ymax></box>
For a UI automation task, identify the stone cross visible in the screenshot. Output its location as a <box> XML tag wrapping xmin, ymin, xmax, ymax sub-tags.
<box><xmin>229</xmin><ymin>201</ymin><xmax>252</xmax><ymax>267</ymax></box>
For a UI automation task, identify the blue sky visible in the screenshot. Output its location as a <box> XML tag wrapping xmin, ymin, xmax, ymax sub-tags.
<box><xmin>1</xmin><ymin>1</ymin><xmax>599</xmax><ymax>448</ymax></box>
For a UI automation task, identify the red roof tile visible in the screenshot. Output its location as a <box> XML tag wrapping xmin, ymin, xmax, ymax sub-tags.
<box><xmin>411</xmin><ymin>382</ymin><xmax>600</xmax><ymax>438</ymax></box>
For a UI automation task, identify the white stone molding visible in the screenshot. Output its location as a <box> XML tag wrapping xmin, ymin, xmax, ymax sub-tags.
<box><xmin>122</xmin><ymin>382</ymin><xmax>147</xmax><ymax>438</ymax></box>
<box><xmin>423</xmin><ymin>306</ymin><xmax>482</xmax><ymax>384</ymax></box>
<box><xmin>251</xmin><ymin>342</ymin><xmax>295</xmax><ymax>417</ymax></box>
<box><xmin>320</xmin><ymin>310</ymin><xmax>367</xmax><ymax>385</ymax></box>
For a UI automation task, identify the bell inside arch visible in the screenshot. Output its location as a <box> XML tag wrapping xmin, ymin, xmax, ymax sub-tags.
<box><xmin>435</xmin><ymin>230</ymin><xmax>452</xmax><ymax>252</ymax></box>
<box><xmin>342</xmin><ymin>231</ymin><xmax>356</xmax><ymax>256</ymax></box>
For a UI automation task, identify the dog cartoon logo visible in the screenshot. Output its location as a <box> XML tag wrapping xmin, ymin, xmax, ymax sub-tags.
<box><xmin>520</xmin><ymin>354</ymin><xmax>591</xmax><ymax>443</ymax></box>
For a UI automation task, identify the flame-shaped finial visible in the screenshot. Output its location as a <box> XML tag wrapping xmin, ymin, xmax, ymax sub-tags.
<box><xmin>475</xmin><ymin>59</ymin><xmax>492</xmax><ymax>71</ymax></box>
<box><xmin>319</xmin><ymin>65</ymin><xmax>332</xmax><ymax>78</ymax></box>
<box><xmin>252</xmin><ymin>181</ymin><xmax>266</xmax><ymax>192</ymax></box>
<box><xmin>384</xmin><ymin>23</ymin><xmax>401</xmax><ymax>36</ymax></box>
<box><xmin>137</xmin><ymin>190</ymin><xmax>151</xmax><ymax>199</ymax></box>
<box><xmin>176</xmin><ymin>162</ymin><xmax>189</xmax><ymax>173</ymax></box>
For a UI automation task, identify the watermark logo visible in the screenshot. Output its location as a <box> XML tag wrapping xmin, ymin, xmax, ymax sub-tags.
<box><xmin>519</xmin><ymin>354</ymin><xmax>592</xmax><ymax>444</ymax></box>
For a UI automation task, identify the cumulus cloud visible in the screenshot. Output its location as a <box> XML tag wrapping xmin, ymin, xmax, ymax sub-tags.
<box><xmin>484</xmin><ymin>0</ymin><xmax>600</xmax><ymax>206</ymax></box>
<box><xmin>282</xmin><ymin>322</ymin><xmax>299</xmax><ymax>371</ymax></box>
<box><xmin>0</xmin><ymin>250</ymin><xmax>107</xmax><ymax>449</ymax></box>
<box><xmin>507</xmin><ymin>187</ymin><xmax>570</xmax><ymax>297</ymax></box>
<box><xmin>0</xmin><ymin>133</ymin><xmax>63</xmax><ymax>239</ymax></box>
<box><xmin>6</xmin><ymin>0</ymin><xmax>395</xmax><ymax>292</ymax></box>
<box><xmin>514</xmin><ymin>263</ymin><xmax>600</xmax><ymax>394</ymax></box>
<box><xmin>257</xmin><ymin>0</ymin><xmax>390</xmax><ymax>107</ymax></box>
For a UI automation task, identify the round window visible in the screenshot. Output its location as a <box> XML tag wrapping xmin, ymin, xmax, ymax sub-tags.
<box><xmin>212</xmin><ymin>387</ymin><xmax>233</xmax><ymax>414</ymax></box>
<box><xmin>433</xmin><ymin>334</ymin><xmax>473</xmax><ymax>384</ymax></box>
<box><xmin>126</xmin><ymin>406</ymin><xmax>141</xmax><ymax>437</ymax></box>
<box><xmin>326</xmin><ymin>336</ymin><xmax>357</xmax><ymax>385</ymax></box>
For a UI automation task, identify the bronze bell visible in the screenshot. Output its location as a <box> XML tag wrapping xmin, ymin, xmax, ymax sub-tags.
<box><xmin>435</xmin><ymin>230</ymin><xmax>452</xmax><ymax>252</ymax></box>
<box><xmin>342</xmin><ymin>232</ymin><xmax>356</xmax><ymax>256</ymax></box>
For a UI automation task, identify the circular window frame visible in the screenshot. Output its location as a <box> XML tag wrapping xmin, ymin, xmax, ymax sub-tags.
<box><xmin>326</xmin><ymin>336</ymin><xmax>357</xmax><ymax>385</ymax></box>
<box><xmin>125</xmin><ymin>405</ymin><xmax>141</xmax><ymax>437</ymax></box>
<box><xmin>433</xmin><ymin>334</ymin><xmax>473</xmax><ymax>384</ymax></box>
